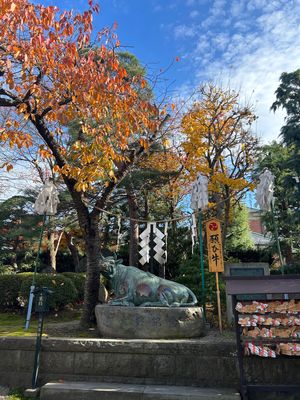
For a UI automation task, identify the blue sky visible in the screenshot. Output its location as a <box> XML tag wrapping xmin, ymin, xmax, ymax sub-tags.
<box><xmin>33</xmin><ymin>0</ymin><xmax>300</xmax><ymax>143</ymax></box>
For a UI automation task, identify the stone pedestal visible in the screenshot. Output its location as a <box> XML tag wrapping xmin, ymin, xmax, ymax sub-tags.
<box><xmin>95</xmin><ymin>305</ymin><xmax>205</xmax><ymax>339</ymax></box>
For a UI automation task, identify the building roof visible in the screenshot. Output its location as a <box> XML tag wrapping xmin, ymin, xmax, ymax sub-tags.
<box><xmin>251</xmin><ymin>231</ymin><xmax>272</xmax><ymax>246</ymax></box>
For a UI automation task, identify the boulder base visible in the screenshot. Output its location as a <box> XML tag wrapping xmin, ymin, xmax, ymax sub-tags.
<box><xmin>95</xmin><ymin>304</ymin><xmax>205</xmax><ymax>339</ymax></box>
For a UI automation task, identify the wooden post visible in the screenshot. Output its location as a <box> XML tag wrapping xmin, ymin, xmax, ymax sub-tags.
<box><xmin>198</xmin><ymin>211</ymin><xmax>206</xmax><ymax>319</ymax></box>
<box><xmin>215</xmin><ymin>272</ymin><xmax>222</xmax><ymax>334</ymax></box>
<box><xmin>205</xmin><ymin>218</ymin><xmax>224</xmax><ymax>334</ymax></box>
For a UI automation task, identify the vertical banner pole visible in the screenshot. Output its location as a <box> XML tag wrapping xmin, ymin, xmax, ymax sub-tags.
<box><xmin>25</xmin><ymin>212</ymin><xmax>47</xmax><ymax>330</ymax></box>
<box><xmin>32</xmin><ymin>310</ymin><xmax>44</xmax><ymax>388</ymax></box>
<box><xmin>270</xmin><ymin>202</ymin><xmax>284</xmax><ymax>274</ymax></box>
<box><xmin>215</xmin><ymin>271</ymin><xmax>222</xmax><ymax>334</ymax></box>
<box><xmin>198</xmin><ymin>211</ymin><xmax>206</xmax><ymax>319</ymax></box>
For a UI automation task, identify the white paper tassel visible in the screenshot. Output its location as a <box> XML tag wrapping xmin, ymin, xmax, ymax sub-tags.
<box><xmin>191</xmin><ymin>174</ymin><xmax>209</xmax><ymax>211</ymax></box>
<box><xmin>139</xmin><ymin>222</ymin><xmax>167</xmax><ymax>266</ymax></box>
<box><xmin>164</xmin><ymin>222</ymin><xmax>168</xmax><ymax>263</ymax></box>
<box><xmin>34</xmin><ymin>180</ymin><xmax>59</xmax><ymax>215</ymax></box>
<box><xmin>191</xmin><ymin>214</ymin><xmax>197</xmax><ymax>254</ymax></box>
<box><xmin>153</xmin><ymin>223</ymin><xmax>165</xmax><ymax>265</ymax></box>
<box><xmin>139</xmin><ymin>223</ymin><xmax>151</xmax><ymax>265</ymax></box>
<box><xmin>256</xmin><ymin>169</ymin><xmax>275</xmax><ymax>211</ymax></box>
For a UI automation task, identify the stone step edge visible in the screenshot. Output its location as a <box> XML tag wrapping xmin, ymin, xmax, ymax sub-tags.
<box><xmin>40</xmin><ymin>381</ymin><xmax>240</xmax><ymax>399</ymax></box>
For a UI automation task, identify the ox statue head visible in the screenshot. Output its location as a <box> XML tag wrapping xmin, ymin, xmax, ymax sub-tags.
<box><xmin>100</xmin><ymin>254</ymin><xmax>123</xmax><ymax>279</ymax></box>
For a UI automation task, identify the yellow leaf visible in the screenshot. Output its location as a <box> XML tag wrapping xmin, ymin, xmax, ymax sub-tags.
<box><xmin>162</xmin><ymin>139</ymin><xmax>170</xmax><ymax>148</ymax></box>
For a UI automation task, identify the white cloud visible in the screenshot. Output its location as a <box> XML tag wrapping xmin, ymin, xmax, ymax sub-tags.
<box><xmin>174</xmin><ymin>24</ymin><xmax>197</xmax><ymax>38</ymax></box>
<box><xmin>173</xmin><ymin>0</ymin><xmax>300</xmax><ymax>143</ymax></box>
<box><xmin>190</xmin><ymin>10</ymin><xmax>199</xmax><ymax>18</ymax></box>
<box><xmin>230</xmin><ymin>0</ymin><xmax>246</xmax><ymax>17</ymax></box>
<box><xmin>186</xmin><ymin>0</ymin><xmax>209</xmax><ymax>6</ymax></box>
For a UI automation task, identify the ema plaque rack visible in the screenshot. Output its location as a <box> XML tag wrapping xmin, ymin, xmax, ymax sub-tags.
<box><xmin>226</xmin><ymin>275</ymin><xmax>300</xmax><ymax>400</ymax></box>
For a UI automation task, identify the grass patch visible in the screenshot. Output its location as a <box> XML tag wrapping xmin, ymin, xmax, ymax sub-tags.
<box><xmin>0</xmin><ymin>308</ymin><xmax>82</xmax><ymax>337</ymax></box>
<box><xmin>0</xmin><ymin>312</ymin><xmax>36</xmax><ymax>336</ymax></box>
<box><xmin>8</xmin><ymin>389</ymin><xmax>35</xmax><ymax>400</ymax></box>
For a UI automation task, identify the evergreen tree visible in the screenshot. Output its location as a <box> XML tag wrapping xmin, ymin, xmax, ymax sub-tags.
<box><xmin>256</xmin><ymin>141</ymin><xmax>300</xmax><ymax>263</ymax></box>
<box><xmin>226</xmin><ymin>203</ymin><xmax>254</xmax><ymax>252</ymax></box>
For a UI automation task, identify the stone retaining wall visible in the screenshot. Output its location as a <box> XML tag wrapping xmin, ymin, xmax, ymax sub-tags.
<box><xmin>0</xmin><ymin>336</ymin><xmax>299</xmax><ymax>390</ymax></box>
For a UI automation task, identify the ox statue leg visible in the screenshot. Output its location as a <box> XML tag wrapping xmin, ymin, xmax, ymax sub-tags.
<box><xmin>108</xmin><ymin>296</ymin><xmax>135</xmax><ymax>307</ymax></box>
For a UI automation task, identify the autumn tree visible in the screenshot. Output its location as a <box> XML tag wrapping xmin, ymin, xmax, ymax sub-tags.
<box><xmin>181</xmin><ymin>84</ymin><xmax>258</xmax><ymax>243</ymax></box>
<box><xmin>0</xmin><ymin>0</ymin><xmax>165</xmax><ymax>325</ymax></box>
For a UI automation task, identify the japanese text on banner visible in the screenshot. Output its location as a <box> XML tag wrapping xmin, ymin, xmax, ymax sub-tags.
<box><xmin>205</xmin><ymin>219</ymin><xmax>224</xmax><ymax>272</ymax></box>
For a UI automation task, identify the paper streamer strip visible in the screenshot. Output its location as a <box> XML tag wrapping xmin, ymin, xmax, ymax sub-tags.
<box><xmin>191</xmin><ymin>214</ymin><xmax>197</xmax><ymax>254</ymax></box>
<box><xmin>139</xmin><ymin>222</ymin><xmax>168</xmax><ymax>266</ymax></box>
<box><xmin>164</xmin><ymin>222</ymin><xmax>168</xmax><ymax>263</ymax></box>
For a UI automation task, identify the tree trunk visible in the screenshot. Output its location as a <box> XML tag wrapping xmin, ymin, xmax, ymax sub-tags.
<box><xmin>64</xmin><ymin>231</ymin><xmax>80</xmax><ymax>272</ymax></box>
<box><xmin>80</xmin><ymin>216</ymin><xmax>101</xmax><ymax>326</ymax></box>
<box><xmin>169</xmin><ymin>202</ymin><xmax>176</xmax><ymax>233</ymax></box>
<box><xmin>222</xmin><ymin>194</ymin><xmax>231</xmax><ymax>249</ymax></box>
<box><xmin>144</xmin><ymin>192</ymin><xmax>149</xmax><ymax>220</ymax></box>
<box><xmin>126</xmin><ymin>187</ymin><xmax>139</xmax><ymax>267</ymax></box>
<box><xmin>284</xmin><ymin>241</ymin><xmax>293</xmax><ymax>264</ymax></box>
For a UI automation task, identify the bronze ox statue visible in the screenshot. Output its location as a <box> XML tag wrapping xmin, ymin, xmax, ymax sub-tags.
<box><xmin>101</xmin><ymin>256</ymin><xmax>198</xmax><ymax>307</ymax></box>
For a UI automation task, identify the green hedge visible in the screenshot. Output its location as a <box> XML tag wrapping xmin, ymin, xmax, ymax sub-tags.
<box><xmin>61</xmin><ymin>272</ymin><xmax>86</xmax><ymax>301</ymax></box>
<box><xmin>0</xmin><ymin>274</ymin><xmax>24</xmax><ymax>308</ymax></box>
<box><xmin>271</xmin><ymin>264</ymin><xmax>300</xmax><ymax>275</ymax></box>
<box><xmin>19</xmin><ymin>274</ymin><xmax>78</xmax><ymax>310</ymax></box>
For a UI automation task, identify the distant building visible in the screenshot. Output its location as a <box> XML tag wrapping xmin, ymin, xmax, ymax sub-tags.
<box><xmin>248</xmin><ymin>207</ymin><xmax>264</xmax><ymax>234</ymax></box>
<box><xmin>248</xmin><ymin>207</ymin><xmax>272</xmax><ymax>249</ymax></box>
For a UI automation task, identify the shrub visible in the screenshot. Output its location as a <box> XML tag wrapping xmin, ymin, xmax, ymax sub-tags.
<box><xmin>18</xmin><ymin>272</ymin><xmax>34</xmax><ymax>278</ymax></box>
<box><xmin>175</xmin><ymin>253</ymin><xmax>226</xmax><ymax>310</ymax></box>
<box><xmin>271</xmin><ymin>264</ymin><xmax>300</xmax><ymax>275</ymax></box>
<box><xmin>227</xmin><ymin>248</ymin><xmax>273</xmax><ymax>264</ymax></box>
<box><xmin>0</xmin><ymin>274</ymin><xmax>24</xmax><ymax>308</ymax></box>
<box><xmin>19</xmin><ymin>274</ymin><xmax>78</xmax><ymax>310</ymax></box>
<box><xmin>61</xmin><ymin>272</ymin><xmax>86</xmax><ymax>301</ymax></box>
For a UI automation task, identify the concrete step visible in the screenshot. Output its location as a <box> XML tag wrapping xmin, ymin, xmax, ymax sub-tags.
<box><xmin>40</xmin><ymin>381</ymin><xmax>240</xmax><ymax>400</ymax></box>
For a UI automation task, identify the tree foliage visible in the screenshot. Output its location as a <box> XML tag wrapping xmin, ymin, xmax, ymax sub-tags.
<box><xmin>0</xmin><ymin>193</ymin><xmax>41</xmax><ymax>271</ymax></box>
<box><xmin>181</xmin><ymin>84</ymin><xmax>258</xmax><ymax>241</ymax></box>
<box><xmin>0</xmin><ymin>0</ymin><xmax>158</xmax><ymax>188</ymax></box>
<box><xmin>0</xmin><ymin>0</ymin><xmax>164</xmax><ymax>325</ymax></box>
<box><xmin>271</xmin><ymin>69</ymin><xmax>300</xmax><ymax>177</ymax></box>
<box><xmin>272</xmin><ymin>69</ymin><xmax>300</xmax><ymax>148</ymax></box>
<box><xmin>225</xmin><ymin>203</ymin><xmax>254</xmax><ymax>252</ymax></box>
<box><xmin>256</xmin><ymin>141</ymin><xmax>300</xmax><ymax>263</ymax></box>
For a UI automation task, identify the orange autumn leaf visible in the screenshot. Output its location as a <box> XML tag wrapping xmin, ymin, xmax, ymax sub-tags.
<box><xmin>0</xmin><ymin>0</ymin><xmax>159</xmax><ymax>192</ymax></box>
